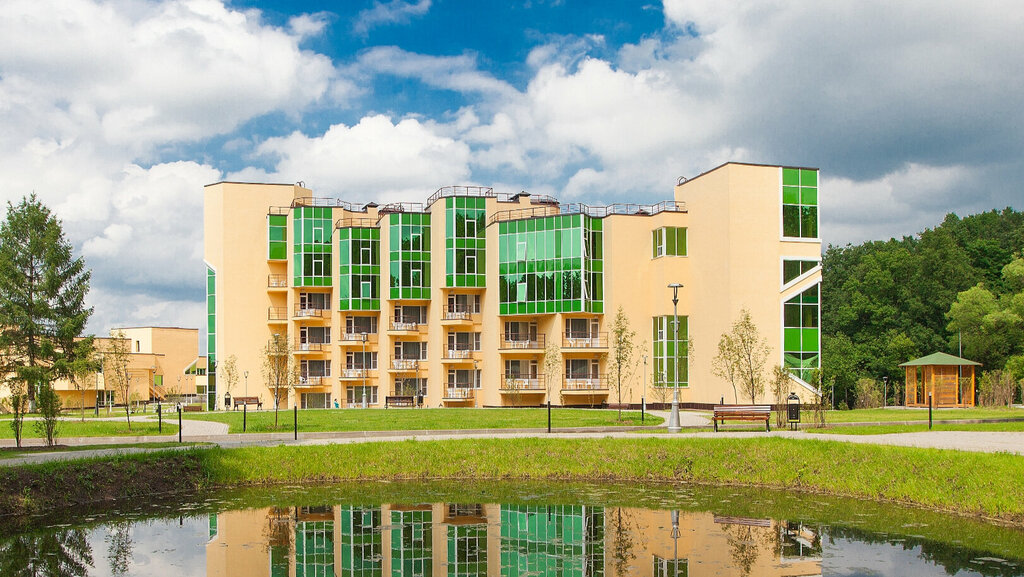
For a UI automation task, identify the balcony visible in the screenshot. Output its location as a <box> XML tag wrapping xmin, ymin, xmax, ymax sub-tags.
<box><xmin>442</xmin><ymin>388</ymin><xmax>475</xmax><ymax>402</ymax></box>
<box><xmin>561</xmin><ymin>375</ymin><xmax>609</xmax><ymax>392</ymax></box>
<box><xmin>267</xmin><ymin>274</ymin><xmax>288</xmax><ymax>290</ymax></box>
<box><xmin>296</xmin><ymin>375</ymin><xmax>330</xmax><ymax>388</ymax></box>
<box><xmin>268</xmin><ymin>307</ymin><xmax>288</xmax><ymax>323</ymax></box>
<box><xmin>294</xmin><ymin>340</ymin><xmax>329</xmax><ymax>354</ymax></box>
<box><xmin>388</xmin><ymin>316</ymin><xmax>426</xmax><ymax>334</ymax></box>
<box><xmin>338</xmin><ymin>367</ymin><xmax>373</xmax><ymax>380</ymax></box>
<box><xmin>339</xmin><ymin>332</ymin><xmax>378</xmax><ymax>345</ymax></box>
<box><xmin>294</xmin><ymin>305</ymin><xmax>330</xmax><ymax>321</ymax></box>
<box><xmin>441</xmin><ymin>305</ymin><xmax>478</xmax><ymax>324</ymax></box>
<box><xmin>441</xmin><ymin>349</ymin><xmax>479</xmax><ymax>363</ymax></box>
<box><xmin>389</xmin><ymin>358</ymin><xmax>423</xmax><ymax>372</ymax></box>
<box><xmin>562</xmin><ymin>332</ymin><xmax>608</xmax><ymax>350</ymax></box>
<box><xmin>499</xmin><ymin>334</ymin><xmax>546</xmax><ymax>352</ymax></box>
<box><xmin>499</xmin><ymin>375</ymin><xmax>547</xmax><ymax>393</ymax></box>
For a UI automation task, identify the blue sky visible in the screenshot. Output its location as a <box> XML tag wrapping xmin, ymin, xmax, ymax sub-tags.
<box><xmin>1</xmin><ymin>0</ymin><xmax>1022</xmax><ymax>333</ymax></box>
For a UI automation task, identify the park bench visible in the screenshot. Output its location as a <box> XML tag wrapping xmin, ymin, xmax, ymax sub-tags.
<box><xmin>385</xmin><ymin>395</ymin><xmax>415</xmax><ymax>408</ymax></box>
<box><xmin>712</xmin><ymin>405</ymin><xmax>771</xmax><ymax>432</ymax></box>
<box><xmin>182</xmin><ymin>405</ymin><xmax>204</xmax><ymax>413</ymax></box>
<box><xmin>232</xmin><ymin>396</ymin><xmax>262</xmax><ymax>410</ymax></box>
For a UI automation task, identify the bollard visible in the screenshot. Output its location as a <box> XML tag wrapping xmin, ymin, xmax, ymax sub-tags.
<box><xmin>547</xmin><ymin>401</ymin><xmax>551</xmax><ymax>433</ymax></box>
<box><xmin>178</xmin><ymin>406</ymin><xmax>183</xmax><ymax>443</ymax></box>
<box><xmin>641</xmin><ymin>397</ymin><xmax>645</xmax><ymax>423</ymax></box>
<box><xmin>243</xmin><ymin>404</ymin><xmax>247</xmax><ymax>432</ymax></box>
<box><xmin>928</xmin><ymin>393</ymin><xmax>933</xmax><ymax>430</ymax></box>
<box><xmin>157</xmin><ymin>403</ymin><xmax>162</xmax><ymax>434</ymax></box>
<box><xmin>294</xmin><ymin>405</ymin><xmax>298</xmax><ymax>440</ymax></box>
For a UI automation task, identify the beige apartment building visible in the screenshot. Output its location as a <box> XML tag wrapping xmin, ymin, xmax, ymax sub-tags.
<box><xmin>52</xmin><ymin>327</ymin><xmax>203</xmax><ymax>409</ymax></box>
<box><xmin>203</xmin><ymin>162</ymin><xmax>822</xmax><ymax>410</ymax></box>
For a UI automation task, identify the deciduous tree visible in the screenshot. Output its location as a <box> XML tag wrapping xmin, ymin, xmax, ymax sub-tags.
<box><xmin>609</xmin><ymin>306</ymin><xmax>637</xmax><ymax>420</ymax></box>
<box><xmin>262</xmin><ymin>333</ymin><xmax>295</xmax><ymax>428</ymax></box>
<box><xmin>712</xmin><ymin>309</ymin><xmax>770</xmax><ymax>404</ymax></box>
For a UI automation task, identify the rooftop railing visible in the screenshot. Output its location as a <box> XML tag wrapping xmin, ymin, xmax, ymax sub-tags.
<box><xmin>489</xmin><ymin>200</ymin><xmax>686</xmax><ymax>226</ymax></box>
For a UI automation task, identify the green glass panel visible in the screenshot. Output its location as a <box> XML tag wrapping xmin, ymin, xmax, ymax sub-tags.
<box><xmin>800</xmin><ymin>169</ymin><xmax>818</xmax><ymax>186</ymax></box>
<box><xmin>782</xmin><ymin>186</ymin><xmax>800</xmax><ymax>204</ymax></box>
<box><xmin>782</xmin><ymin>206</ymin><xmax>800</xmax><ymax>237</ymax></box>
<box><xmin>676</xmin><ymin>228</ymin><xmax>686</xmax><ymax>256</ymax></box>
<box><xmin>783</xmin><ymin>168</ymin><xmax>799</xmax><ymax>185</ymax></box>
<box><xmin>802</xmin><ymin>329</ymin><xmax>820</xmax><ymax>352</ymax></box>
<box><xmin>784</xmin><ymin>328</ymin><xmax>801</xmax><ymax>351</ymax></box>
<box><xmin>801</xmin><ymin>187</ymin><xmax>818</xmax><ymax>206</ymax></box>
<box><xmin>801</xmin><ymin>206</ymin><xmax>818</xmax><ymax>238</ymax></box>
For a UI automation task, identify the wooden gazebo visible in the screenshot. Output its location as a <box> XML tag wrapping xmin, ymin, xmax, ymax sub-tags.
<box><xmin>900</xmin><ymin>352</ymin><xmax>980</xmax><ymax>408</ymax></box>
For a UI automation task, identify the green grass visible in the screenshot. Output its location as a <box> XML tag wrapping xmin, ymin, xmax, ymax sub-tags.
<box><xmin>185</xmin><ymin>407</ymin><xmax>660</xmax><ymax>433</ymax></box>
<box><xmin>818</xmin><ymin>406</ymin><xmax>1024</xmax><ymax>423</ymax></box>
<box><xmin>810</xmin><ymin>421</ymin><xmax>1024</xmax><ymax>435</ymax></box>
<box><xmin>0</xmin><ymin>420</ymin><xmax>177</xmax><ymax>439</ymax></box>
<box><xmin>0</xmin><ymin>441</ymin><xmax>208</xmax><ymax>460</ymax></box>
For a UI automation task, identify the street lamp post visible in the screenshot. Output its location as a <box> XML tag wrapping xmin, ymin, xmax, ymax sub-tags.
<box><xmin>361</xmin><ymin>332</ymin><xmax>368</xmax><ymax>408</ymax></box>
<box><xmin>667</xmin><ymin>283</ymin><xmax>683</xmax><ymax>433</ymax></box>
<box><xmin>642</xmin><ymin>354</ymin><xmax>648</xmax><ymax>424</ymax></box>
<box><xmin>882</xmin><ymin>376</ymin><xmax>888</xmax><ymax>408</ymax></box>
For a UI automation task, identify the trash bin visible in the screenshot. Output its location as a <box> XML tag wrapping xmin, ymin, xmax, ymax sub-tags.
<box><xmin>787</xmin><ymin>392</ymin><xmax>801</xmax><ymax>430</ymax></box>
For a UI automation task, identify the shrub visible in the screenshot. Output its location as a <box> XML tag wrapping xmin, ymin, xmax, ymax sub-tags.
<box><xmin>979</xmin><ymin>370</ymin><xmax>1016</xmax><ymax>407</ymax></box>
<box><xmin>34</xmin><ymin>382</ymin><xmax>62</xmax><ymax>446</ymax></box>
<box><xmin>854</xmin><ymin>378</ymin><xmax>883</xmax><ymax>409</ymax></box>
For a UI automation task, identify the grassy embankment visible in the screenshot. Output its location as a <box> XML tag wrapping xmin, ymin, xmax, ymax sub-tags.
<box><xmin>811</xmin><ymin>421</ymin><xmax>1024</xmax><ymax>435</ymax></box>
<box><xmin>186</xmin><ymin>407</ymin><xmax>659</xmax><ymax>433</ymax></box>
<box><xmin>2</xmin><ymin>437</ymin><xmax>1023</xmax><ymax>524</ymax></box>
<box><xmin>821</xmin><ymin>406</ymin><xmax>1024</xmax><ymax>423</ymax></box>
<box><xmin>0</xmin><ymin>442</ymin><xmax>207</xmax><ymax>460</ymax></box>
<box><xmin>0</xmin><ymin>420</ymin><xmax>176</xmax><ymax>439</ymax></box>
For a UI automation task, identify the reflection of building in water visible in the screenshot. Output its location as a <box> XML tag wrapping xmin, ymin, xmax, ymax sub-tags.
<box><xmin>205</xmin><ymin>504</ymin><xmax>823</xmax><ymax>577</ymax></box>
<box><xmin>500</xmin><ymin>505</ymin><xmax>605</xmax><ymax>576</ymax></box>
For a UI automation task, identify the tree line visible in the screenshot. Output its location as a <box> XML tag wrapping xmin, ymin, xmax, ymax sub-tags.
<box><xmin>822</xmin><ymin>208</ymin><xmax>1024</xmax><ymax>408</ymax></box>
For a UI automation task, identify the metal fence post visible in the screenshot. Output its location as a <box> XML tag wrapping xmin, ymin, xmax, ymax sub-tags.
<box><xmin>928</xmin><ymin>393</ymin><xmax>933</xmax><ymax>430</ymax></box>
<box><xmin>157</xmin><ymin>403</ymin><xmax>162</xmax><ymax>434</ymax></box>
<box><xmin>547</xmin><ymin>401</ymin><xmax>551</xmax><ymax>433</ymax></box>
<box><xmin>178</xmin><ymin>406</ymin><xmax>182</xmax><ymax>443</ymax></box>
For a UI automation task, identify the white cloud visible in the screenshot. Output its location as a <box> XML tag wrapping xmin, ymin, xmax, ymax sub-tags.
<box><xmin>289</xmin><ymin>12</ymin><xmax>331</xmax><ymax>38</ymax></box>
<box><xmin>353</xmin><ymin>0</ymin><xmax>431</xmax><ymax>36</ymax></box>
<box><xmin>356</xmin><ymin>47</ymin><xmax>517</xmax><ymax>98</ymax></box>
<box><xmin>231</xmin><ymin>115</ymin><xmax>473</xmax><ymax>202</ymax></box>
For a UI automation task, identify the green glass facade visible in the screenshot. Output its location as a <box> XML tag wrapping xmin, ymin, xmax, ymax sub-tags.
<box><xmin>206</xmin><ymin>265</ymin><xmax>217</xmax><ymax>409</ymax></box>
<box><xmin>782</xmin><ymin>167</ymin><xmax>818</xmax><ymax>239</ymax></box>
<box><xmin>500</xmin><ymin>505</ymin><xmax>605</xmax><ymax>577</ymax></box>
<box><xmin>339</xmin><ymin>227</ymin><xmax>381</xmax><ymax>311</ymax></box>
<box><xmin>389</xmin><ymin>213</ymin><xmax>431</xmax><ymax>299</ymax></box>
<box><xmin>783</xmin><ymin>259</ymin><xmax>818</xmax><ymax>284</ymax></box>
<box><xmin>294</xmin><ymin>207</ymin><xmax>334</xmax><ymax>287</ymax></box>
<box><xmin>268</xmin><ymin>214</ymin><xmax>287</xmax><ymax>260</ymax></box>
<box><xmin>391</xmin><ymin>509</ymin><xmax>432</xmax><ymax>577</ymax></box>
<box><xmin>340</xmin><ymin>506</ymin><xmax>382</xmax><ymax>577</ymax></box>
<box><xmin>296</xmin><ymin>519</ymin><xmax>335</xmax><ymax>577</ymax></box>
<box><xmin>497</xmin><ymin>214</ymin><xmax>603</xmax><ymax>316</ymax></box>
<box><xmin>784</xmin><ymin>284</ymin><xmax>820</xmax><ymax>383</ymax></box>
<box><xmin>653</xmin><ymin>316</ymin><xmax>688</xmax><ymax>387</ymax></box>
<box><xmin>652</xmin><ymin>226</ymin><xmax>687</xmax><ymax>258</ymax></box>
<box><xmin>445</xmin><ymin>197</ymin><xmax>487</xmax><ymax>288</ymax></box>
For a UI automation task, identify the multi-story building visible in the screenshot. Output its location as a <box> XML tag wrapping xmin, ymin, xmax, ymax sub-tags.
<box><xmin>203</xmin><ymin>162</ymin><xmax>822</xmax><ymax>410</ymax></box>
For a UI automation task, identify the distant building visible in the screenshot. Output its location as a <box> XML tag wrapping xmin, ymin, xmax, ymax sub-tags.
<box><xmin>203</xmin><ymin>162</ymin><xmax>823</xmax><ymax>410</ymax></box>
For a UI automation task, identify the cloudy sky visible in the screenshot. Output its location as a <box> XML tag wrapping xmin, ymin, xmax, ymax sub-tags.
<box><xmin>1</xmin><ymin>0</ymin><xmax>1021</xmax><ymax>335</ymax></box>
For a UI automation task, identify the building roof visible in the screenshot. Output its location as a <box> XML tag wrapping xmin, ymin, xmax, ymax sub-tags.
<box><xmin>898</xmin><ymin>352</ymin><xmax>981</xmax><ymax>367</ymax></box>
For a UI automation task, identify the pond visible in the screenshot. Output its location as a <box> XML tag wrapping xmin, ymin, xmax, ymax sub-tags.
<box><xmin>2</xmin><ymin>481</ymin><xmax>1022</xmax><ymax>576</ymax></box>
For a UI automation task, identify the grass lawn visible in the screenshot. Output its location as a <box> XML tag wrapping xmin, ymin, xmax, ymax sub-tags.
<box><xmin>817</xmin><ymin>406</ymin><xmax>1024</xmax><ymax>424</ymax></box>
<box><xmin>0</xmin><ymin>420</ymin><xmax>177</xmax><ymax>439</ymax></box>
<box><xmin>810</xmin><ymin>421</ymin><xmax>1024</xmax><ymax>435</ymax></box>
<box><xmin>186</xmin><ymin>407</ymin><xmax>660</xmax><ymax>433</ymax></box>
<box><xmin>0</xmin><ymin>441</ymin><xmax>208</xmax><ymax>460</ymax></box>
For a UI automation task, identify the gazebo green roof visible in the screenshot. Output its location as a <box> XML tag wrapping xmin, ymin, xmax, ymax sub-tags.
<box><xmin>898</xmin><ymin>352</ymin><xmax>981</xmax><ymax>367</ymax></box>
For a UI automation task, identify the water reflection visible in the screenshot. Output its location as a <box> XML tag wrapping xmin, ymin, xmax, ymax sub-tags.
<box><xmin>3</xmin><ymin>498</ymin><xmax>1022</xmax><ymax>576</ymax></box>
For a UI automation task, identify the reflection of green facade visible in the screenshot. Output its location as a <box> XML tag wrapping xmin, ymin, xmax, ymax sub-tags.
<box><xmin>448</xmin><ymin>524</ymin><xmax>487</xmax><ymax>577</ymax></box>
<box><xmin>389</xmin><ymin>213</ymin><xmax>431</xmax><ymax>299</ymax></box>
<box><xmin>340</xmin><ymin>506</ymin><xmax>382</xmax><ymax>577</ymax></box>
<box><xmin>445</xmin><ymin>197</ymin><xmax>486</xmax><ymax>288</ymax></box>
<box><xmin>500</xmin><ymin>505</ymin><xmax>605</xmax><ymax>577</ymax></box>
<box><xmin>498</xmin><ymin>214</ymin><xmax>604</xmax><ymax>316</ymax></box>
<box><xmin>296</xmin><ymin>519</ymin><xmax>335</xmax><ymax>577</ymax></box>
<box><xmin>339</xmin><ymin>227</ymin><xmax>381</xmax><ymax>311</ymax></box>
<box><xmin>391</xmin><ymin>509</ymin><xmax>432</xmax><ymax>577</ymax></box>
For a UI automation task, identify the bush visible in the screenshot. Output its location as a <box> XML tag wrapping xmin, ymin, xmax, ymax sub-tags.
<box><xmin>34</xmin><ymin>382</ymin><xmax>62</xmax><ymax>446</ymax></box>
<box><xmin>979</xmin><ymin>370</ymin><xmax>1016</xmax><ymax>407</ymax></box>
<box><xmin>854</xmin><ymin>378</ymin><xmax>883</xmax><ymax>409</ymax></box>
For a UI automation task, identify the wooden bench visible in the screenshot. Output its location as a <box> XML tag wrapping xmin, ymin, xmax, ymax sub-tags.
<box><xmin>385</xmin><ymin>395</ymin><xmax>415</xmax><ymax>408</ymax></box>
<box><xmin>182</xmin><ymin>405</ymin><xmax>204</xmax><ymax>413</ymax></box>
<box><xmin>232</xmin><ymin>396</ymin><xmax>262</xmax><ymax>410</ymax></box>
<box><xmin>712</xmin><ymin>405</ymin><xmax>771</xmax><ymax>432</ymax></box>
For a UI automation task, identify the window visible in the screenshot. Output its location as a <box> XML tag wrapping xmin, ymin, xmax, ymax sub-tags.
<box><xmin>448</xmin><ymin>369</ymin><xmax>481</xmax><ymax>389</ymax></box>
<box><xmin>504</xmin><ymin>321</ymin><xmax>538</xmax><ymax>341</ymax></box>
<box><xmin>447</xmin><ymin>332</ymin><xmax>481</xmax><ymax>351</ymax></box>
<box><xmin>653</xmin><ymin>316</ymin><xmax>688</xmax><ymax>387</ymax></box>
<box><xmin>448</xmin><ymin>293</ymin><xmax>481</xmax><ymax>314</ymax></box>
<box><xmin>300</xmin><ymin>392</ymin><xmax>331</xmax><ymax>409</ymax></box>
<box><xmin>395</xmin><ymin>378</ymin><xmax>427</xmax><ymax>397</ymax></box>
<box><xmin>782</xmin><ymin>168</ymin><xmax>818</xmax><ymax>239</ymax></box>
<box><xmin>345</xmin><ymin>316</ymin><xmax>378</xmax><ymax>335</ymax></box>
<box><xmin>565</xmin><ymin>318</ymin><xmax>598</xmax><ymax>339</ymax></box>
<box><xmin>346</xmin><ymin>351</ymin><xmax>377</xmax><ymax>370</ymax></box>
<box><xmin>504</xmin><ymin>359</ymin><xmax>538</xmax><ymax>378</ymax></box>
<box><xmin>652</xmin><ymin>227</ymin><xmax>687</xmax><ymax>258</ymax></box>
<box><xmin>300</xmin><ymin>360</ymin><xmax>331</xmax><ymax>378</ymax></box>
<box><xmin>389</xmin><ymin>213</ymin><xmax>431</xmax><ymax>299</ymax></box>
<box><xmin>394</xmin><ymin>305</ymin><xmax>426</xmax><ymax>324</ymax></box>
<box><xmin>446</xmin><ymin>197</ymin><xmax>487</xmax><ymax>288</ymax></box>
<box><xmin>783</xmin><ymin>284</ymin><xmax>820</xmax><ymax>383</ymax></box>
<box><xmin>395</xmin><ymin>341</ymin><xmax>427</xmax><ymax>360</ymax></box>
<box><xmin>300</xmin><ymin>292</ymin><xmax>330</xmax><ymax>310</ymax></box>
<box><xmin>294</xmin><ymin>207</ymin><xmax>333</xmax><ymax>287</ymax></box>
<box><xmin>783</xmin><ymin>259</ymin><xmax>819</xmax><ymax>285</ymax></box>
<box><xmin>338</xmin><ymin>226</ymin><xmax>380</xmax><ymax>311</ymax></box>
<box><xmin>347</xmin><ymin>386</ymin><xmax>378</xmax><ymax>405</ymax></box>
<box><xmin>565</xmin><ymin>359</ymin><xmax>599</xmax><ymax>378</ymax></box>
<box><xmin>300</xmin><ymin>326</ymin><xmax>331</xmax><ymax>344</ymax></box>
<box><xmin>268</xmin><ymin>214</ymin><xmax>287</xmax><ymax>260</ymax></box>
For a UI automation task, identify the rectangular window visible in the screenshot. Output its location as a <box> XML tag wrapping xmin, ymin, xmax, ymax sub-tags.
<box><xmin>268</xmin><ymin>214</ymin><xmax>288</xmax><ymax>260</ymax></box>
<box><xmin>782</xmin><ymin>167</ymin><xmax>819</xmax><ymax>239</ymax></box>
<box><xmin>394</xmin><ymin>377</ymin><xmax>427</xmax><ymax>397</ymax></box>
<box><xmin>445</xmin><ymin>197</ymin><xmax>486</xmax><ymax>288</ymax></box>
<box><xmin>395</xmin><ymin>341</ymin><xmax>428</xmax><ymax>360</ymax></box>
<box><xmin>652</xmin><ymin>226</ymin><xmax>687</xmax><ymax>258</ymax></box>
<box><xmin>653</xmin><ymin>315</ymin><xmax>688</xmax><ymax>387</ymax></box>
<box><xmin>346</xmin><ymin>351</ymin><xmax>378</xmax><ymax>369</ymax></box>
<box><xmin>300</xmin><ymin>392</ymin><xmax>331</xmax><ymax>409</ymax></box>
<box><xmin>447</xmin><ymin>369</ymin><xmax>481</xmax><ymax>389</ymax></box>
<box><xmin>346</xmin><ymin>386</ymin><xmax>379</xmax><ymax>405</ymax></box>
<box><xmin>345</xmin><ymin>315</ymin><xmax>378</xmax><ymax>335</ymax></box>
<box><xmin>389</xmin><ymin>213</ymin><xmax>431</xmax><ymax>299</ymax></box>
<box><xmin>447</xmin><ymin>332</ymin><xmax>481</xmax><ymax>351</ymax></box>
<box><xmin>293</xmin><ymin>207</ymin><xmax>334</xmax><ymax>287</ymax></box>
<box><xmin>782</xmin><ymin>259</ymin><xmax>819</xmax><ymax>285</ymax></box>
<box><xmin>394</xmin><ymin>305</ymin><xmax>427</xmax><ymax>324</ymax></box>
<box><xmin>300</xmin><ymin>292</ymin><xmax>330</xmax><ymax>310</ymax></box>
<box><xmin>783</xmin><ymin>284</ymin><xmax>820</xmax><ymax>383</ymax></box>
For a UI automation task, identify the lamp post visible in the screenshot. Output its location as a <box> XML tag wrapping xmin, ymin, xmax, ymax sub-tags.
<box><xmin>882</xmin><ymin>376</ymin><xmax>888</xmax><ymax>408</ymax></box>
<box><xmin>244</xmin><ymin>370</ymin><xmax>249</xmax><ymax>399</ymax></box>
<box><xmin>361</xmin><ymin>332</ymin><xmax>368</xmax><ymax>408</ymax></box>
<box><xmin>642</xmin><ymin>354</ymin><xmax>648</xmax><ymax>424</ymax></box>
<box><xmin>667</xmin><ymin>283</ymin><xmax>683</xmax><ymax>433</ymax></box>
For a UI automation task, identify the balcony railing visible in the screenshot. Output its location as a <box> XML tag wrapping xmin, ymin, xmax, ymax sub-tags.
<box><xmin>499</xmin><ymin>334</ymin><xmax>546</xmax><ymax>350</ymax></box>
<box><xmin>268</xmin><ymin>307</ymin><xmax>288</xmax><ymax>321</ymax></box>
<box><xmin>488</xmin><ymin>200</ymin><xmax>686</xmax><ymax>226</ymax></box>
<box><xmin>443</xmin><ymin>349</ymin><xmax>477</xmax><ymax>360</ymax></box>
<box><xmin>443</xmin><ymin>388</ymin><xmax>474</xmax><ymax>400</ymax></box>
<box><xmin>294</xmin><ymin>305</ymin><xmax>330</xmax><ymax>319</ymax></box>
<box><xmin>390</xmin><ymin>358</ymin><xmax>421</xmax><ymax>371</ymax></box>
<box><xmin>296</xmin><ymin>375</ymin><xmax>329</xmax><ymax>387</ymax></box>
<box><xmin>268</xmin><ymin>274</ymin><xmax>288</xmax><ymax>288</ymax></box>
<box><xmin>335</xmin><ymin>217</ymin><xmax>379</xmax><ymax>229</ymax></box>
<box><xmin>500</xmin><ymin>375</ymin><xmax>546</xmax><ymax>391</ymax></box>
<box><xmin>339</xmin><ymin>331</ymin><xmax>377</xmax><ymax>343</ymax></box>
<box><xmin>442</xmin><ymin>304</ymin><xmax>478</xmax><ymax>321</ymax></box>
<box><xmin>562</xmin><ymin>332</ymin><xmax>608</xmax><ymax>348</ymax></box>
<box><xmin>425</xmin><ymin>185</ymin><xmax>495</xmax><ymax>208</ymax></box>
<box><xmin>562</xmin><ymin>376</ymin><xmax>609</xmax><ymax>391</ymax></box>
<box><xmin>389</xmin><ymin>316</ymin><xmax>425</xmax><ymax>331</ymax></box>
<box><xmin>339</xmin><ymin>367</ymin><xmax>372</xmax><ymax>378</ymax></box>
<box><xmin>294</xmin><ymin>341</ymin><xmax>328</xmax><ymax>352</ymax></box>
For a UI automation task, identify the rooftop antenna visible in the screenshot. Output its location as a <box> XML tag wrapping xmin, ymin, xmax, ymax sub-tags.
<box><xmin>676</xmin><ymin>176</ymin><xmax>688</xmax><ymax>186</ymax></box>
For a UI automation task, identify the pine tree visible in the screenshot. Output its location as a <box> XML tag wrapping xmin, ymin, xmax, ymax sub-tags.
<box><xmin>0</xmin><ymin>194</ymin><xmax>93</xmax><ymax>405</ymax></box>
